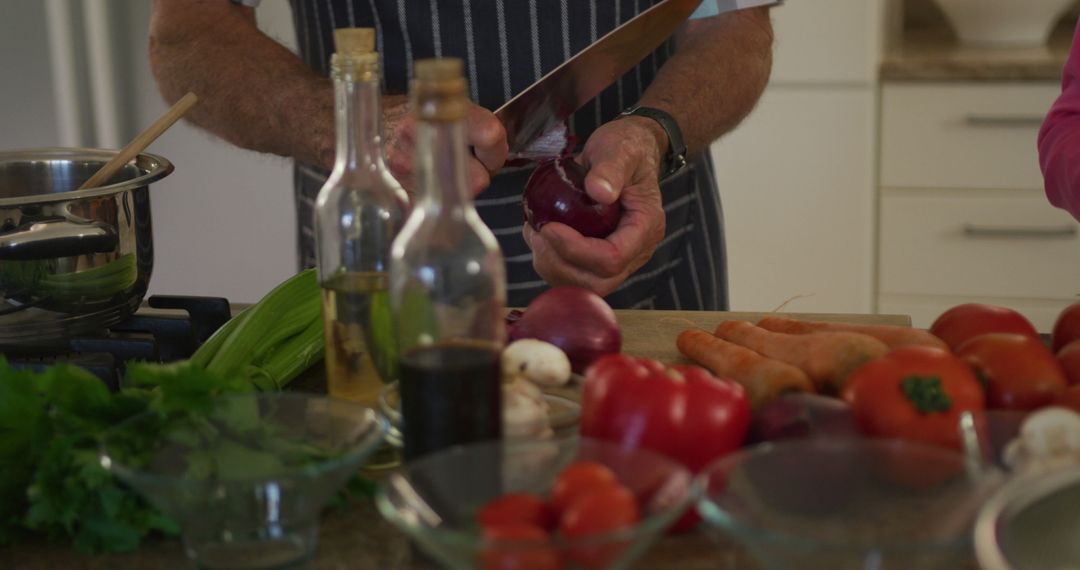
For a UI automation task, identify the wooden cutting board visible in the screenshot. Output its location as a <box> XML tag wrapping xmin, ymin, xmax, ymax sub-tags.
<box><xmin>614</xmin><ymin>309</ymin><xmax>912</xmax><ymax>364</ymax></box>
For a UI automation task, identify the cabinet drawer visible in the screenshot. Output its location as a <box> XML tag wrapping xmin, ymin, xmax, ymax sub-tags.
<box><xmin>878</xmin><ymin>190</ymin><xmax>1080</xmax><ymax>300</ymax></box>
<box><xmin>880</xmin><ymin>83</ymin><xmax>1059</xmax><ymax>190</ymax></box>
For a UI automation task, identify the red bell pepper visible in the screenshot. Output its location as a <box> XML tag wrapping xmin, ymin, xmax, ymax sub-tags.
<box><xmin>579</xmin><ymin>355</ymin><xmax>751</xmax><ymax>530</ymax></box>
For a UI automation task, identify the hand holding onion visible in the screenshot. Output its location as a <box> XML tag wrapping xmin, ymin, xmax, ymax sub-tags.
<box><xmin>522</xmin><ymin>118</ymin><xmax>666</xmax><ymax>297</ymax></box>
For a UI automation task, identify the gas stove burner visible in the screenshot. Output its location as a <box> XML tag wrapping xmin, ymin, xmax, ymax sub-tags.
<box><xmin>4</xmin><ymin>294</ymin><xmax>232</xmax><ymax>386</ymax></box>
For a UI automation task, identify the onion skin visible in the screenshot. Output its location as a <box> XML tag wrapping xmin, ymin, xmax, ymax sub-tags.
<box><xmin>509</xmin><ymin>286</ymin><xmax>621</xmax><ymax>374</ymax></box>
<box><xmin>523</xmin><ymin>158</ymin><xmax>621</xmax><ymax>239</ymax></box>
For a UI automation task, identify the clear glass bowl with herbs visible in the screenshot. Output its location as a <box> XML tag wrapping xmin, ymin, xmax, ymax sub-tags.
<box><xmin>99</xmin><ymin>393</ymin><xmax>387</xmax><ymax>570</ymax></box>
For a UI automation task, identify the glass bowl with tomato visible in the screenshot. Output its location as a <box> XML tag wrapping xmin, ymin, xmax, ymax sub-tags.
<box><xmin>696</xmin><ymin>438</ymin><xmax>1005</xmax><ymax>570</ymax></box>
<box><xmin>374</xmin><ymin>437</ymin><xmax>698</xmax><ymax>570</ymax></box>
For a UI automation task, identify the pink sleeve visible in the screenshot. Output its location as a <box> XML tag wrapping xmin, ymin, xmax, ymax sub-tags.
<box><xmin>1039</xmin><ymin>19</ymin><xmax>1080</xmax><ymax>222</ymax></box>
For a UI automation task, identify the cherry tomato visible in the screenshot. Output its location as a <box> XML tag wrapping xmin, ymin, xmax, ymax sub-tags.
<box><xmin>1058</xmin><ymin>339</ymin><xmax>1080</xmax><ymax>386</ymax></box>
<box><xmin>558</xmin><ymin>484</ymin><xmax>640</xmax><ymax>569</ymax></box>
<box><xmin>1052</xmin><ymin>302</ymin><xmax>1080</xmax><ymax>353</ymax></box>
<box><xmin>956</xmin><ymin>333</ymin><xmax>1067</xmax><ymax>410</ymax></box>
<box><xmin>549</xmin><ymin>461</ymin><xmax>618</xmax><ymax>517</ymax></box>
<box><xmin>929</xmin><ymin>303</ymin><xmax>1039</xmax><ymax>352</ymax></box>
<box><xmin>842</xmin><ymin>346</ymin><xmax>985</xmax><ymax>450</ymax></box>
<box><xmin>477</xmin><ymin>493</ymin><xmax>553</xmax><ymax>530</ymax></box>
<box><xmin>480</xmin><ymin>524</ymin><xmax>561</xmax><ymax>570</ymax></box>
<box><xmin>1055</xmin><ymin>384</ymin><xmax>1080</xmax><ymax>413</ymax></box>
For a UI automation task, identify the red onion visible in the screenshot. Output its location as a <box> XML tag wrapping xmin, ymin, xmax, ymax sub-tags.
<box><xmin>522</xmin><ymin>157</ymin><xmax>621</xmax><ymax>238</ymax></box>
<box><xmin>509</xmin><ymin>286</ymin><xmax>621</xmax><ymax>374</ymax></box>
<box><xmin>749</xmin><ymin>393</ymin><xmax>858</xmax><ymax>444</ymax></box>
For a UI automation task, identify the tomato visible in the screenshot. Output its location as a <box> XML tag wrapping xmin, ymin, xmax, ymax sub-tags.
<box><xmin>956</xmin><ymin>333</ymin><xmax>1067</xmax><ymax>410</ymax></box>
<box><xmin>549</xmin><ymin>461</ymin><xmax>618</xmax><ymax>517</ymax></box>
<box><xmin>1058</xmin><ymin>339</ymin><xmax>1080</xmax><ymax>386</ymax></box>
<box><xmin>841</xmin><ymin>346</ymin><xmax>985</xmax><ymax>450</ymax></box>
<box><xmin>1052</xmin><ymin>302</ymin><xmax>1080</xmax><ymax>353</ymax></box>
<box><xmin>929</xmin><ymin>303</ymin><xmax>1039</xmax><ymax>352</ymax></box>
<box><xmin>1055</xmin><ymin>384</ymin><xmax>1080</xmax><ymax>413</ymax></box>
<box><xmin>477</xmin><ymin>493</ymin><xmax>553</xmax><ymax>530</ymax></box>
<box><xmin>480</xmin><ymin>524</ymin><xmax>561</xmax><ymax>570</ymax></box>
<box><xmin>558</xmin><ymin>484</ymin><xmax>639</xmax><ymax>569</ymax></box>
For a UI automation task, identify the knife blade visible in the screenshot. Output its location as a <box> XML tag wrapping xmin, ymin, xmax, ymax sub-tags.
<box><xmin>495</xmin><ymin>0</ymin><xmax>703</xmax><ymax>156</ymax></box>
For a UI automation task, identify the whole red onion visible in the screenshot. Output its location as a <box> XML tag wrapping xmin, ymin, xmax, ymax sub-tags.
<box><xmin>522</xmin><ymin>157</ymin><xmax>621</xmax><ymax>238</ymax></box>
<box><xmin>509</xmin><ymin>286</ymin><xmax>621</xmax><ymax>374</ymax></box>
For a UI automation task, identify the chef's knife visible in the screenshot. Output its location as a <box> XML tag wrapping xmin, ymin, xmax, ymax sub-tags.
<box><xmin>495</xmin><ymin>0</ymin><xmax>703</xmax><ymax>156</ymax></box>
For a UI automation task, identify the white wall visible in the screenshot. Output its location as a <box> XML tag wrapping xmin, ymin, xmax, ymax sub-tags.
<box><xmin>126</xmin><ymin>1</ymin><xmax>299</xmax><ymax>303</ymax></box>
<box><xmin>0</xmin><ymin>1</ymin><xmax>60</xmax><ymax>149</ymax></box>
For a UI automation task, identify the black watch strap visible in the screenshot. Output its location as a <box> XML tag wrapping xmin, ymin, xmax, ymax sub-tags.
<box><xmin>618</xmin><ymin>105</ymin><xmax>688</xmax><ymax>179</ymax></box>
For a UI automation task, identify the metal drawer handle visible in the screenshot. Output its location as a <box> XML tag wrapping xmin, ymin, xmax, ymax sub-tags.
<box><xmin>962</xmin><ymin>224</ymin><xmax>1078</xmax><ymax>239</ymax></box>
<box><xmin>964</xmin><ymin>114</ymin><xmax>1045</xmax><ymax>127</ymax></box>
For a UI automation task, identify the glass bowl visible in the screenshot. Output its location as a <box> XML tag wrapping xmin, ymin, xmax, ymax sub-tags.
<box><xmin>377</xmin><ymin>380</ymin><xmax>581</xmax><ymax>448</ymax></box>
<box><xmin>697</xmin><ymin>438</ymin><xmax>1005</xmax><ymax>570</ymax></box>
<box><xmin>375</xmin><ymin>437</ymin><xmax>698</xmax><ymax>570</ymax></box>
<box><xmin>975</xmin><ymin>464</ymin><xmax>1080</xmax><ymax>570</ymax></box>
<box><xmin>99</xmin><ymin>393</ymin><xmax>387</xmax><ymax>570</ymax></box>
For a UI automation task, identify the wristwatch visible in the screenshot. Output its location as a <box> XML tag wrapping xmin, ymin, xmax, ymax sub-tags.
<box><xmin>618</xmin><ymin>105</ymin><xmax>688</xmax><ymax>179</ymax></box>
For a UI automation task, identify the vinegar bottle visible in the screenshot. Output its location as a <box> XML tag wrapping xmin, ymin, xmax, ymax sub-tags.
<box><xmin>390</xmin><ymin>58</ymin><xmax>507</xmax><ymax>461</ymax></box>
<box><xmin>314</xmin><ymin>28</ymin><xmax>408</xmax><ymax>407</ymax></box>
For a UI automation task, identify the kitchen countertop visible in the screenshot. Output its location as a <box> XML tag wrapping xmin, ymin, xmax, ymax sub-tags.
<box><xmin>2</xmin><ymin>309</ymin><xmax>928</xmax><ymax>570</ymax></box>
<box><xmin>881</xmin><ymin>19</ymin><xmax>1074</xmax><ymax>82</ymax></box>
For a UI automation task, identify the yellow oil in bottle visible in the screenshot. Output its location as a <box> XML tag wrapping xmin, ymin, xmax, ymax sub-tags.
<box><xmin>320</xmin><ymin>271</ymin><xmax>396</xmax><ymax>407</ymax></box>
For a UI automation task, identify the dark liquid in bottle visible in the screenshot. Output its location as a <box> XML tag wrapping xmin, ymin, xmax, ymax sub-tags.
<box><xmin>399</xmin><ymin>343</ymin><xmax>502</xmax><ymax>461</ymax></box>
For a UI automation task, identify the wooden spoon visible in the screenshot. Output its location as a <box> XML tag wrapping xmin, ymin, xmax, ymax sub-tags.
<box><xmin>78</xmin><ymin>92</ymin><xmax>198</xmax><ymax>190</ymax></box>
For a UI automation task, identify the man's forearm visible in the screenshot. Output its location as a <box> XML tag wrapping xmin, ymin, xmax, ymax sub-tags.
<box><xmin>149</xmin><ymin>0</ymin><xmax>333</xmax><ymax>168</ymax></box>
<box><xmin>637</xmin><ymin>7</ymin><xmax>774</xmax><ymax>157</ymax></box>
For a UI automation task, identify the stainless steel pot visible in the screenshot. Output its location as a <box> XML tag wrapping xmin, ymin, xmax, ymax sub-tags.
<box><xmin>0</xmin><ymin>148</ymin><xmax>172</xmax><ymax>344</ymax></box>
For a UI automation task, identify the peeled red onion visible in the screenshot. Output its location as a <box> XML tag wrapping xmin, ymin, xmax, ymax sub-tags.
<box><xmin>508</xmin><ymin>286</ymin><xmax>621</xmax><ymax>374</ymax></box>
<box><xmin>522</xmin><ymin>157</ymin><xmax>621</xmax><ymax>238</ymax></box>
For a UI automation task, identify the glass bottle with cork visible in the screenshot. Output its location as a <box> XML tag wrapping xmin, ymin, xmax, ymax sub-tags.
<box><xmin>315</xmin><ymin>28</ymin><xmax>408</xmax><ymax>408</ymax></box>
<box><xmin>390</xmin><ymin>58</ymin><xmax>506</xmax><ymax>462</ymax></box>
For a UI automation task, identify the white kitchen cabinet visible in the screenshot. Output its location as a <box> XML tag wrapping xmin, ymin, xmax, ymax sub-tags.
<box><xmin>712</xmin><ymin>0</ymin><xmax>882</xmax><ymax>313</ymax></box>
<box><xmin>880</xmin><ymin>83</ymin><xmax>1060</xmax><ymax>190</ymax></box>
<box><xmin>712</xmin><ymin>89</ymin><xmax>877</xmax><ymax>313</ymax></box>
<box><xmin>770</xmin><ymin>0</ymin><xmax>884</xmax><ymax>84</ymax></box>
<box><xmin>877</xmin><ymin>82</ymin><xmax>1080</xmax><ymax>331</ymax></box>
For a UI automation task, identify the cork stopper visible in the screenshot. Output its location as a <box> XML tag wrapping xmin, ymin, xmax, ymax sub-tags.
<box><xmin>414</xmin><ymin>58</ymin><xmax>463</xmax><ymax>82</ymax></box>
<box><xmin>334</xmin><ymin>28</ymin><xmax>375</xmax><ymax>55</ymax></box>
<box><xmin>412</xmin><ymin>58</ymin><xmax>468</xmax><ymax>122</ymax></box>
<box><xmin>330</xmin><ymin>28</ymin><xmax>379</xmax><ymax>78</ymax></box>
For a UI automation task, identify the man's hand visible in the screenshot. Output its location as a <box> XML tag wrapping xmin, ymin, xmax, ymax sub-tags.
<box><xmin>386</xmin><ymin>103</ymin><xmax>508</xmax><ymax>197</ymax></box>
<box><xmin>524</xmin><ymin>117</ymin><xmax>668</xmax><ymax>296</ymax></box>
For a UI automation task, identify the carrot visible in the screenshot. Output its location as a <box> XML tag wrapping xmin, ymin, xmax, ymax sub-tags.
<box><xmin>714</xmin><ymin>320</ymin><xmax>889</xmax><ymax>394</ymax></box>
<box><xmin>677</xmin><ymin>328</ymin><xmax>814</xmax><ymax>409</ymax></box>
<box><xmin>756</xmin><ymin>316</ymin><xmax>948</xmax><ymax>351</ymax></box>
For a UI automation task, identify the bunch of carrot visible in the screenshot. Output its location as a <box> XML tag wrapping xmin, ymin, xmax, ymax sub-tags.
<box><xmin>677</xmin><ymin>316</ymin><xmax>946</xmax><ymax>409</ymax></box>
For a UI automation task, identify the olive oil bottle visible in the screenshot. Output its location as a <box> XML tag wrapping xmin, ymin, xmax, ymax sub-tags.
<box><xmin>314</xmin><ymin>29</ymin><xmax>407</xmax><ymax>407</ymax></box>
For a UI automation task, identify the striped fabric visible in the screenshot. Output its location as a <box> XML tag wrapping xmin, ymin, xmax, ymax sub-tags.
<box><xmin>289</xmin><ymin>0</ymin><xmax>729</xmax><ymax>311</ymax></box>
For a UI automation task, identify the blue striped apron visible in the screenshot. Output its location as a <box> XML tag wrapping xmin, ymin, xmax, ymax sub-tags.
<box><xmin>289</xmin><ymin>0</ymin><xmax>728</xmax><ymax>311</ymax></box>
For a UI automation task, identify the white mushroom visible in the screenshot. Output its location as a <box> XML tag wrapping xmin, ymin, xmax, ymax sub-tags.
<box><xmin>1003</xmin><ymin>407</ymin><xmax>1080</xmax><ymax>474</ymax></box>
<box><xmin>501</xmin><ymin>339</ymin><xmax>572</xmax><ymax>387</ymax></box>
<box><xmin>1019</xmin><ymin>407</ymin><xmax>1080</xmax><ymax>458</ymax></box>
<box><xmin>503</xmin><ymin>377</ymin><xmax>553</xmax><ymax>440</ymax></box>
